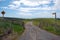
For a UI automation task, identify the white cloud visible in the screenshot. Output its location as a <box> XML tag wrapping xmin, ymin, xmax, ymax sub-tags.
<box><xmin>55</xmin><ymin>0</ymin><xmax>60</xmax><ymax>10</ymax></box>
<box><xmin>18</xmin><ymin>7</ymin><xmax>55</xmax><ymax>13</ymax></box>
<box><xmin>17</xmin><ymin>11</ymin><xmax>54</xmax><ymax>18</ymax></box>
<box><xmin>49</xmin><ymin>0</ymin><xmax>60</xmax><ymax>10</ymax></box>
<box><xmin>12</xmin><ymin>1</ymin><xmax>20</xmax><ymax>6</ymax></box>
<box><xmin>2</xmin><ymin>0</ymin><xmax>59</xmax><ymax>18</ymax></box>
<box><xmin>8</xmin><ymin>5</ymin><xmax>17</xmax><ymax>9</ymax></box>
<box><xmin>4</xmin><ymin>0</ymin><xmax>56</xmax><ymax>10</ymax></box>
<box><xmin>8</xmin><ymin>0</ymin><xmax>48</xmax><ymax>7</ymax></box>
<box><xmin>19</xmin><ymin>13</ymin><xmax>32</xmax><ymax>16</ymax></box>
<box><xmin>20</xmin><ymin>0</ymin><xmax>51</xmax><ymax>6</ymax></box>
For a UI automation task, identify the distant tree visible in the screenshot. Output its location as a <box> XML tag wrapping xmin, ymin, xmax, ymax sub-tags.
<box><xmin>1</xmin><ymin>11</ymin><xmax>5</xmax><ymax>17</ymax></box>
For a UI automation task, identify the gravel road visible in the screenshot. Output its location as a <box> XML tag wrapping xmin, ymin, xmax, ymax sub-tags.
<box><xmin>18</xmin><ymin>22</ymin><xmax>60</xmax><ymax>40</ymax></box>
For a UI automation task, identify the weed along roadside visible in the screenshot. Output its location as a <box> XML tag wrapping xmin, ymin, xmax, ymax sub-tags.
<box><xmin>0</xmin><ymin>18</ymin><xmax>25</xmax><ymax>40</ymax></box>
<box><xmin>32</xmin><ymin>18</ymin><xmax>60</xmax><ymax>36</ymax></box>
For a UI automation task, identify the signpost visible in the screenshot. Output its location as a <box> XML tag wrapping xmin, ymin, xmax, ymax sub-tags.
<box><xmin>52</xmin><ymin>13</ymin><xmax>56</xmax><ymax>19</ymax></box>
<box><xmin>1</xmin><ymin>11</ymin><xmax>5</xmax><ymax>18</ymax></box>
<box><xmin>52</xmin><ymin>13</ymin><xmax>57</xmax><ymax>31</ymax></box>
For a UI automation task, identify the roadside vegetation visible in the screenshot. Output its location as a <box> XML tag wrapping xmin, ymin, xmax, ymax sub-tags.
<box><xmin>23</xmin><ymin>19</ymin><xmax>32</xmax><ymax>23</ymax></box>
<box><xmin>32</xmin><ymin>18</ymin><xmax>60</xmax><ymax>35</ymax></box>
<box><xmin>0</xmin><ymin>18</ymin><xmax>25</xmax><ymax>40</ymax></box>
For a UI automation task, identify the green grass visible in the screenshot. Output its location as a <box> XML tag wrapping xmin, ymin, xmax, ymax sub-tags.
<box><xmin>23</xmin><ymin>19</ymin><xmax>32</xmax><ymax>23</ymax></box>
<box><xmin>12</xmin><ymin>24</ymin><xmax>24</xmax><ymax>35</ymax></box>
<box><xmin>32</xmin><ymin>18</ymin><xmax>60</xmax><ymax>35</ymax></box>
<box><xmin>0</xmin><ymin>19</ymin><xmax>25</xmax><ymax>35</ymax></box>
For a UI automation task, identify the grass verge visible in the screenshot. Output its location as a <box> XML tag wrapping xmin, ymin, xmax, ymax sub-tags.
<box><xmin>32</xmin><ymin>18</ymin><xmax>60</xmax><ymax>35</ymax></box>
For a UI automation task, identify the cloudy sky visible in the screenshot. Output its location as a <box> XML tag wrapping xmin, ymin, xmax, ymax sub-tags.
<box><xmin>0</xmin><ymin>0</ymin><xmax>60</xmax><ymax>19</ymax></box>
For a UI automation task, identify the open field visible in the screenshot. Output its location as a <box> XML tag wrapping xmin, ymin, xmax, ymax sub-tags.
<box><xmin>32</xmin><ymin>18</ymin><xmax>60</xmax><ymax>35</ymax></box>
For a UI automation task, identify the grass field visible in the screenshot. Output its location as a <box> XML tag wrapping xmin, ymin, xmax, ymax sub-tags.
<box><xmin>32</xmin><ymin>18</ymin><xmax>60</xmax><ymax>35</ymax></box>
<box><xmin>0</xmin><ymin>18</ymin><xmax>25</xmax><ymax>36</ymax></box>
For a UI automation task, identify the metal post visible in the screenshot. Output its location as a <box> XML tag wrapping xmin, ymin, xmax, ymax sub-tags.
<box><xmin>55</xmin><ymin>13</ymin><xmax>56</xmax><ymax>20</ymax></box>
<box><xmin>1</xmin><ymin>11</ymin><xmax>5</xmax><ymax>18</ymax></box>
<box><xmin>55</xmin><ymin>13</ymin><xmax>57</xmax><ymax>32</ymax></box>
<box><xmin>52</xmin><ymin>13</ymin><xmax>57</xmax><ymax>32</ymax></box>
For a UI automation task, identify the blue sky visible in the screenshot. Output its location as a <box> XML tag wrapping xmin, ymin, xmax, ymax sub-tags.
<box><xmin>0</xmin><ymin>0</ymin><xmax>60</xmax><ymax>19</ymax></box>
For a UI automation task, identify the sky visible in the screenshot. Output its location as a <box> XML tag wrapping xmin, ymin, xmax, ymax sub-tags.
<box><xmin>0</xmin><ymin>0</ymin><xmax>60</xmax><ymax>19</ymax></box>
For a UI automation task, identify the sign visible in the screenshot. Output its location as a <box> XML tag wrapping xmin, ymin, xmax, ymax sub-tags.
<box><xmin>52</xmin><ymin>13</ymin><xmax>56</xmax><ymax>15</ymax></box>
